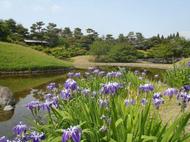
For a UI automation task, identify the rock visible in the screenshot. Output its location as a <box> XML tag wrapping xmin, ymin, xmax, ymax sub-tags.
<box><xmin>3</xmin><ymin>105</ymin><xmax>14</xmax><ymax>111</ymax></box>
<box><xmin>0</xmin><ymin>86</ymin><xmax>15</xmax><ymax>108</ymax></box>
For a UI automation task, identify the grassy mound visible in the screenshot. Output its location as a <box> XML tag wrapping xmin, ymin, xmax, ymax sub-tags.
<box><xmin>0</xmin><ymin>42</ymin><xmax>71</xmax><ymax>71</ymax></box>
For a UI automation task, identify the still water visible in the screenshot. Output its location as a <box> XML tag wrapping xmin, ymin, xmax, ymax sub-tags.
<box><xmin>0</xmin><ymin>73</ymin><xmax>68</xmax><ymax>137</ymax></box>
<box><xmin>0</xmin><ymin>67</ymin><xmax>165</xmax><ymax>137</ymax></box>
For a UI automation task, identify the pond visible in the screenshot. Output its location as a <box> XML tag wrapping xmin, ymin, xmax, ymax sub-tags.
<box><xmin>0</xmin><ymin>73</ymin><xmax>68</xmax><ymax>137</ymax></box>
<box><xmin>0</xmin><ymin>67</ymin><xmax>166</xmax><ymax>137</ymax></box>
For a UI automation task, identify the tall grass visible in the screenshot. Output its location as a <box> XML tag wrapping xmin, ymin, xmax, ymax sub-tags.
<box><xmin>164</xmin><ymin>64</ymin><xmax>190</xmax><ymax>88</ymax></box>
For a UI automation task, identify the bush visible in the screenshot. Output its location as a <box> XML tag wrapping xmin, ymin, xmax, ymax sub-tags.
<box><xmin>108</xmin><ymin>43</ymin><xmax>138</xmax><ymax>62</ymax></box>
<box><xmin>164</xmin><ymin>63</ymin><xmax>190</xmax><ymax>87</ymax></box>
<box><xmin>89</xmin><ymin>40</ymin><xmax>112</xmax><ymax>57</ymax></box>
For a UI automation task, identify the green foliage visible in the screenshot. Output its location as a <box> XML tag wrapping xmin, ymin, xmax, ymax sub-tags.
<box><xmin>90</xmin><ymin>42</ymin><xmax>144</xmax><ymax>62</ymax></box>
<box><xmin>0</xmin><ymin>19</ymin><xmax>28</xmax><ymax>42</ymax></box>
<box><xmin>0</xmin><ymin>42</ymin><xmax>71</xmax><ymax>71</ymax></box>
<box><xmin>90</xmin><ymin>40</ymin><xmax>112</xmax><ymax>57</ymax></box>
<box><xmin>108</xmin><ymin>43</ymin><xmax>138</xmax><ymax>62</ymax></box>
<box><xmin>147</xmin><ymin>43</ymin><xmax>174</xmax><ymax>59</ymax></box>
<box><xmin>44</xmin><ymin>46</ymin><xmax>87</xmax><ymax>59</ymax></box>
<box><xmin>164</xmin><ymin>64</ymin><xmax>190</xmax><ymax>87</ymax></box>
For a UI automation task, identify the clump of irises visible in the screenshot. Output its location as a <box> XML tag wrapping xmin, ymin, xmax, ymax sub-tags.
<box><xmin>64</xmin><ymin>78</ymin><xmax>78</xmax><ymax>91</ymax></box>
<box><xmin>106</xmin><ymin>71</ymin><xmax>122</xmax><ymax>78</ymax></box>
<box><xmin>3</xmin><ymin>69</ymin><xmax>190</xmax><ymax>142</ymax></box>
<box><xmin>139</xmin><ymin>84</ymin><xmax>154</xmax><ymax>92</ymax></box>
<box><xmin>124</xmin><ymin>98</ymin><xmax>136</xmax><ymax>107</ymax></box>
<box><xmin>152</xmin><ymin>92</ymin><xmax>164</xmax><ymax>109</ymax></box>
<box><xmin>47</xmin><ymin>82</ymin><xmax>56</xmax><ymax>91</ymax></box>
<box><xmin>164</xmin><ymin>88</ymin><xmax>178</xmax><ymax>99</ymax></box>
<box><xmin>0</xmin><ymin>122</ymin><xmax>45</xmax><ymax>142</ymax></box>
<box><xmin>100</xmin><ymin>82</ymin><xmax>122</xmax><ymax>95</ymax></box>
<box><xmin>62</xmin><ymin>126</ymin><xmax>82</xmax><ymax>142</ymax></box>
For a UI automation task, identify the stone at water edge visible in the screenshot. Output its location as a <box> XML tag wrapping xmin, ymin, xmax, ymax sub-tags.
<box><xmin>0</xmin><ymin>86</ymin><xmax>15</xmax><ymax>108</ymax></box>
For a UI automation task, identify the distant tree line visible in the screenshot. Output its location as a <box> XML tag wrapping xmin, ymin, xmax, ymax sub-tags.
<box><xmin>0</xmin><ymin>19</ymin><xmax>98</xmax><ymax>48</ymax></box>
<box><xmin>0</xmin><ymin>19</ymin><xmax>190</xmax><ymax>63</ymax></box>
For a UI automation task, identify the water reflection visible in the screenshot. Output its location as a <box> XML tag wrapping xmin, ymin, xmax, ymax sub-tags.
<box><xmin>0</xmin><ymin>73</ymin><xmax>68</xmax><ymax>137</ymax></box>
<box><xmin>0</xmin><ymin>109</ymin><xmax>14</xmax><ymax>122</ymax></box>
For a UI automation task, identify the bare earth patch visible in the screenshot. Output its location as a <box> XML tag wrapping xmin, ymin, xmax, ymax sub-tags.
<box><xmin>71</xmin><ymin>55</ymin><xmax>172</xmax><ymax>70</ymax></box>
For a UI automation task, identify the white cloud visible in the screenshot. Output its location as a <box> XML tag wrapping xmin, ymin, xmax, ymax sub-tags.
<box><xmin>0</xmin><ymin>0</ymin><xmax>12</xmax><ymax>9</ymax></box>
<box><xmin>33</xmin><ymin>5</ymin><xmax>45</xmax><ymax>13</ymax></box>
<box><xmin>179</xmin><ymin>31</ymin><xmax>190</xmax><ymax>39</ymax></box>
<box><xmin>50</xmin><ymin>4</ymin><xmax>62</xmax><ymax>13</ymax></box>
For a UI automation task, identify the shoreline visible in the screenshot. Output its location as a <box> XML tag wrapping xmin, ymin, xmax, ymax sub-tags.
<box><xmin>0</xmin><ymin>67</ymin><xmax>74</xmax><ymax>76</ymax></box>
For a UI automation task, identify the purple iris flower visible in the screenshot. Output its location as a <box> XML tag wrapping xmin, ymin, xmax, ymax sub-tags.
<box><xmin>177</xmin><ymin>92</ymin><xmax>190</xmax><ymax>102</ymax></box>
<box><xmin>44</xmin><ymin>93</ymin><xmax>53</xmax><ymax>100</ymax></box>
<box><xmin>141</xmin><ymin>98</ymin><xmax>148</xmax><ymax>106</ymax></box>
<box><xmin>88</xmin><ymin>67</ymin><xmax>97</xmax><ymax>72</ymax></box>
<box><xmin>64</xmin><ymin>79</ymin><xmax>78</xmax><ymax>91</ymax></box>
<box><xmin>99</xmin><ymin>99</ymin><xmax>109</xmax><ymax>108</ymax></box>
<box><xmin>62</xmin><ymin>126</ymin><xmax>82</xmax><ymax>142</ymax></box>
<box><xmin>183</xmin><ymin>85</ymin><xmax>190</xmax><ymax>92</ymax></box>
<box><xmin>124</xmin><ymin>99</ymin><xmax>136</xmax><ymax>107</ymax></box>
<box><xmin>0</xmin><ymin>136</ymin><xmax>7</xmax><ymax>142</ymax></box>
<box><xmin>67</xmin><ymin>72</ymin><xmax>74</xmax><ymax>78</ymax></box>
<box><xmin>60</xmin><ymin>89</ymin><xmax>71</xmax><ymax>100</ymax></box>
<box><xmin>74</xmin><ymin>73</ymin><xmax>81</xmax><ymax>78</ymax></box>
<box><xmin>81</xmin><ymin>88</ymin><xmax>90</xmax><ymax>96</ymax></box>
<box><xmin>153</xmin><ymin>92</ymin><xmax>161</xmax><ymax>99</ymax></box>
<box><xmin>100</xmin><ymin>82</ymin><xmax>122</xmax><ymax>95</ymax></box>
<box><xmin>139</xmin><ymin>84</ymin><xmax>154</xmax><ymax>92</ymax></box>
<box><xmin>92</xmin><ymin>69</ymin><xmax>100</xmax><ymax>74</ymax></box>
<box><xmin>29</xmin><ymin>131</ymin><xmax>45</xmax><ymax>142</ymax></box>
<box><xmin>12</xmin><ymin>121</ymin><xmax>27</xmax><ymax>135</ymax></box>
<box><xmin>187</xmin><ymin>61</ymin><xmax>190</xmax><ymax>67</ymax></box>
<box><xmin>134</xmin><ymin>70</ymin><xmax>139</xmax><ymax>75</ymax></box>
<box><xmin>106</xmin><ymin>71</ymin><xmax>122</xmax><ymax>77</ymax></box>
<box><xmin>152</xmin><ymin>98</ymin><xmax>164</xmax><ymax>109</ymax></box>
<box><xmin>47</xmin><ymin>83</ymin><xmax>56</xmax><ymax>90</ymax></box>
<box><xmin>164</xmin><ymin>88</ymin><xmax>178</xmax><ymax>98</ymax></box>
<box><xmin>41</xmin><ymin>96</ymin><xmax>59</xmax><ymax>112</ymax></box>
<box><xmin>26</xmin><ymin>101</ymin><xmax>41</xmax><ymax>111</ymax></box>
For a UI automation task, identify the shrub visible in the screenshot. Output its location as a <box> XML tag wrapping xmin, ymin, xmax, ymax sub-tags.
<box><xmin>164</xmin><ymin>63</ymin><xmax>190</xmax><ymax>87</ymax></box>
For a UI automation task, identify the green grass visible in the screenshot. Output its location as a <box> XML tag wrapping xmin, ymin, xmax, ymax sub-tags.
<box><xmin>0</xmin><ymin>42</ymin><xmax>71</xmax><ymax>71</ymax></box>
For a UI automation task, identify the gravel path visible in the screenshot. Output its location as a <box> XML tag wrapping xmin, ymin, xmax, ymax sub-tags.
<box><xmin>71</xmin><ymin>56</ymin><xmax>172</xmax><ymax>70</ymax></box>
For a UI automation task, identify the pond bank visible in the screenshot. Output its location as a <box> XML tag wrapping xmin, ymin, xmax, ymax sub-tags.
<box><xmin>71</xmin><ymin>55</ymin><xmax>173</xmax><ymax>70</ymax></box>
<box><xmin>0</xmin><ymin>67</ymin><xmax>73</xmax><ymax>76</ymax></box>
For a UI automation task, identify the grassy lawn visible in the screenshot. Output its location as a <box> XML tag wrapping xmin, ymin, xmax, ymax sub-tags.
<box><xmin>0</xmin><ymin>42</ymin><xmax>71</xmax><ymax>71</ymax></box>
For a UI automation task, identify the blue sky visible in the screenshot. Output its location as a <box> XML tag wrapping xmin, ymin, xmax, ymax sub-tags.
<box><xmin>0</xmin><ymin>0</ymin><xmax>190</xmax><ymax>38</ymax></box>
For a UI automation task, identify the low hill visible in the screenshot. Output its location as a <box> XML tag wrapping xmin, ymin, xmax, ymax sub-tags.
<box><xmin>0</xmin><ymin>42</ymin><xmax>71</xmax><ymax>71</ymax></box>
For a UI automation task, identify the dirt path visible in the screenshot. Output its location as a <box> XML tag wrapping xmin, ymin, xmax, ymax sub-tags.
<box><xmin>71</xmin><ymin>55</ymin><xmax>172</xmax><ymax>70</ymax></box>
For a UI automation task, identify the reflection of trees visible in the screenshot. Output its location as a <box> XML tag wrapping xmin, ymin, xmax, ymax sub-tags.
<box><xmin>0</xmin><ymin>109</ymin><xmax>14</xmax><ymax>122</ymax></box>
